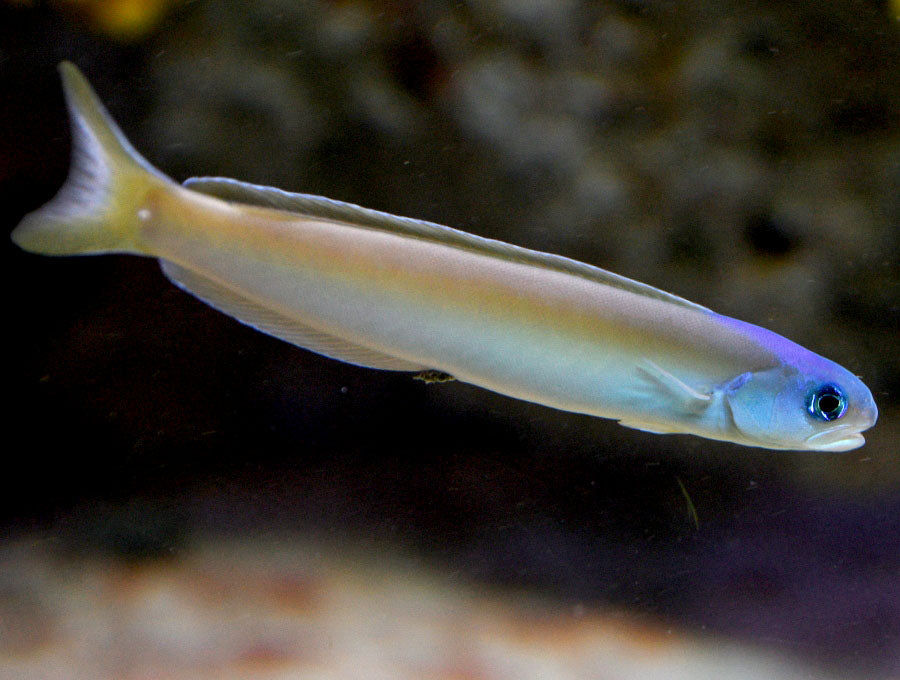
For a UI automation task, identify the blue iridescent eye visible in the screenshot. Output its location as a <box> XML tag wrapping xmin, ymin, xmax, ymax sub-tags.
<box><xmin>808</xmin><ymin>384</ymin><xmax>847</xmax><ymax>421</ymax></box>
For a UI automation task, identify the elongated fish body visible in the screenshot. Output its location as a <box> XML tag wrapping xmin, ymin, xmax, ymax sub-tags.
<box><xmin>12</xmin><ymin>63</ymin><xmax>878</xmax><ymax>451</ymax></box>
<box><xmin>150</xmin><ymin>187</ymin><xmax>766</xmax><ymax>432</ymax></box>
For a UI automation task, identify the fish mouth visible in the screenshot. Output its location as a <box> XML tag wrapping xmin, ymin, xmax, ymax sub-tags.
<box><xmin>804</xmin><ymin>424</ymin><xmax>866</xmax><ymax>452</ymax></box>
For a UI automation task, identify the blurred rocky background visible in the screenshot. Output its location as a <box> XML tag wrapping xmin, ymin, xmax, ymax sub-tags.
<box><xmin>2</xmin><ymin>0</ymin><xmax>899</xmax><ymax>678</ymax></box>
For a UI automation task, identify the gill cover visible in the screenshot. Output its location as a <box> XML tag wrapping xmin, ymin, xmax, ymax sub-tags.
<box><xmin>725</xmin><ymin>365</ymin><xmax>805</xmax><ymax>448</ymax></box>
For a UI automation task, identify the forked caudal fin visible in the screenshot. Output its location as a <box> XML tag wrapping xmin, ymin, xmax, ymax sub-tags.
<box><xmin>11</xmin><ymin>62</ymin><xmax>172</xmax><ymax>256</ymax></box>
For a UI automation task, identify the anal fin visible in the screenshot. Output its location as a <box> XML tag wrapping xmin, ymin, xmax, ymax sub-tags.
<box><xmin>617</xmin><ymin>418</ymin><xmax>686</xmax><ymax>435</ymax></box>
<box><xmin>160</xmin><ymin>260</ymin><xmax>426</xmax><ymax>371</ymax></box>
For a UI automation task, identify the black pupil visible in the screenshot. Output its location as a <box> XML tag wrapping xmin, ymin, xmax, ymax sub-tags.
<box><xmin>818</xmin><ymin>393</ymin><xmax>841</xmax><ymax>415</ymax></box>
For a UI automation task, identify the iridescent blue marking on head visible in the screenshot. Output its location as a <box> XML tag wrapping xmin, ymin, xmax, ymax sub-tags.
<box><xmin>714</xmin><ymin>315</ymin><xmax>877</xmax><ymax>451</ymax></box>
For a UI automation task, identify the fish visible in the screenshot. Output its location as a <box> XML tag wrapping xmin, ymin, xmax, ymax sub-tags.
<box><xmin>11</xmin><ymin>62</ymin><xmax>878</xmax><ymax>451</ymax></box>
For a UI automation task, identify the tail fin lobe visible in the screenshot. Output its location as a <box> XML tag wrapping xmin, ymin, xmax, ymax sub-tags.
<box><xmin>11</xmin><ymin>62</ymin><xmax>171</xmax><ymax>256</ymax></box>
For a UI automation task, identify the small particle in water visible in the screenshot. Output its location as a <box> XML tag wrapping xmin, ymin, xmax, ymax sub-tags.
<box><xmin>414</xmin><ymin>370</ymin><xmax>456</xmax><ymax>384</ymax></box>
<box><xmin>676</xmin><ymin>476</ymin><xmax>699</xmax><ymax>530</ymax></box>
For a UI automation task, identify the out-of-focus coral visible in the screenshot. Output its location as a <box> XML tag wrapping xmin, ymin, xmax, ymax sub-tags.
<box><xmin>0</xmin><ymin>537</ymin><xmax>880</xmax><ymax>680</ymax></box>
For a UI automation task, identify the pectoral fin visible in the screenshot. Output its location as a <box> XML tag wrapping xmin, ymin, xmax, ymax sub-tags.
<box><xmin>637</xmin><ymin>359</ymin><xmax>712</xmax><ymax>413</ymax></box>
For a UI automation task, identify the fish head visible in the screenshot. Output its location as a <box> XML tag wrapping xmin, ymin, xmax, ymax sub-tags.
<box><xmin>724</xmin><ymin>360</ymin><xmax>877</xmax><ymax>452</ymax></box>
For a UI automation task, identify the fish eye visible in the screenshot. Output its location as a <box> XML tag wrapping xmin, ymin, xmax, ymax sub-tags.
<box><xmin>807</xmin><ymin>384</ymin><xmax>847</xmax><ymax>422</ymax></box>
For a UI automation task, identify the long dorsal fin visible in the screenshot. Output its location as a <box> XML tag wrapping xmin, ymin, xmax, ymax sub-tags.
<box><xmin>183</xmin><ymin>177</ymin><xmax>713</xmax><ymax>315</ymax></box>
<box><xmin>160</xmin><ymin>260</ymin><xmax>426</xmax><ymax>371</ymax></box>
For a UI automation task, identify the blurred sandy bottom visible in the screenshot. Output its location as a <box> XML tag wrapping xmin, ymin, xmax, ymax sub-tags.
<box><xmin>0</xmin><ymin>537</ymin><xmax>873</xmax><ymax>680</ymax></box>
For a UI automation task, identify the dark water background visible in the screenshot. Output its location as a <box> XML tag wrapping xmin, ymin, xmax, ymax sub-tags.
<box><xmin>2</xmin><ymin>1</ymin><xmax>899</xmax><ymax>675</ymax></box>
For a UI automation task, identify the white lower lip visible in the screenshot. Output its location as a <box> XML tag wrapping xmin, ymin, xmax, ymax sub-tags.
<box><xmin>808</xmin><ymin>432</ymin><xmax>865</xmax><ymax>452</ymax></box>
<box><xmin>806</xmin><ymin>423</ymin><xmax>853</xmax><ymax>443</ymax></box>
